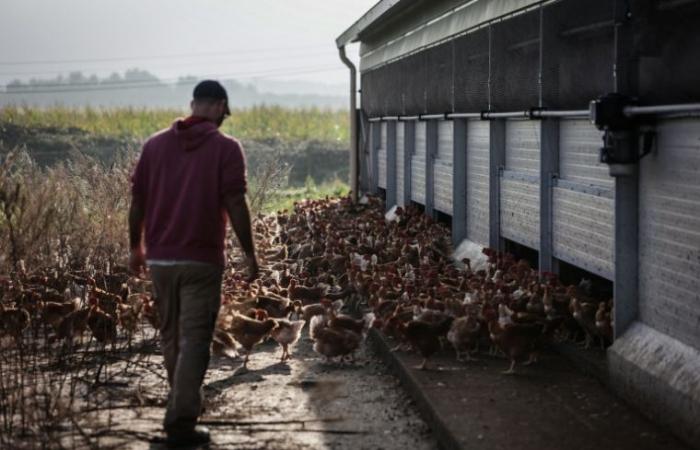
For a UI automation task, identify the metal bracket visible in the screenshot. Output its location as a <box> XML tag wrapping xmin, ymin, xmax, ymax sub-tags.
<box><xmin>528</xmin><ymin>107</ymin><xmax>546</xmax><ymax>119</ymax></box>
<box><xmin>591</xmin><ymin>93</ymin><xmax>656</xmax><ymax>176</ymax></box>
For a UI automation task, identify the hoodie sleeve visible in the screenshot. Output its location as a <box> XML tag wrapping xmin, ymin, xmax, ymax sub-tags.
<box><xmin>220</xmin><ymin>139</ymin><xmax>247</xmax><ymax>197</ymax></box>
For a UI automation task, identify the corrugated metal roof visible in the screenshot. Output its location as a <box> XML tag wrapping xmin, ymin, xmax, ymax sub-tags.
<box><xmin>336</xmin><ymin>0</ymin><xmax>403</xmax><ymax>47</ymax></box>
<box><xmin>337</xmin><ymin>0</ymin><xmax>546</xmax><ymax>71</ymax></box>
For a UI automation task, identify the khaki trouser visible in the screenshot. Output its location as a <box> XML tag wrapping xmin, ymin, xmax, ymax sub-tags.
<box><xmin>150</xmin><ymin>263</ymin><xmax>223</xmax><ymax>433</ymax></box>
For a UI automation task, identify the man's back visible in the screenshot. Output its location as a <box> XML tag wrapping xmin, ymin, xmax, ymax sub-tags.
<box><xmin>132</xmin><ymin>117</ymin><xmax>247</xmax><ymax>266</ymax></box>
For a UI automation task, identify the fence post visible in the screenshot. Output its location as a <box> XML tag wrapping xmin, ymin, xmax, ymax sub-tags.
<box><xmin>425</xmin><ymin>120</ymin><xmax>438</xmax><ymax>218</ymax></box>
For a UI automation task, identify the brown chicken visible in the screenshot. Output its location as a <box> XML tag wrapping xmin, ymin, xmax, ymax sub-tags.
<box><xmin>143</xmin><ymin>299</ymin><xmax>160</xmax><ymax>330</ymax></box>
<box><xmin>288</xmin><ymin>279</ymin><xmax>325</xmax><ymax>305</ymax></box>
<box><xmin>87</xmin><ymin>305</ymin><xmax>118</xmax><ymax>347</ymax></box>
<box><xmin>595</xmin><ymin>301</ymin><xmax>613</xmax><ymax>348</ymax></box>
<box><xmin>270</xmin><ymin>319</ymin><xmax>305</xmax><ymax>361</ymax></box>
<box><xmin>309</xmin><ymin>314</ymin><xmax>362</xmax><ymax>361</ymax></box>
<box><xmin>447</xmin><ymin>315</ymin><xmax>481</xmax><ymax>362</ymax></box>
<box><xmin>117</xmin><ymin>301</ymin><xmax>143</xmax><ymax>344</ymax></box>
<box><xmin>212</xmin><ymin>329</ymin><xmax>239</xmax><ymax>359</ymax></box>
<box><xmin>399</xmin><ymin>316</ymin><xmax>453</xmax><ymax>370</ymax></box>
<box><xmin>41</xmin><ymin>298</ymin><xmax>80</xmax><ymax>332</ymax></box>
<box><xmin>569</xmin><ymin>297</ymin><xmax>598</xmax><ymax>348</ymax></box>
<box><xmin>294</xmin><ymin>299</ymin><xmax>342</xmax><ymax>322</ymax></box>
<box><xmin>55</xmin><ymin>308</ymin><xmax>90</xmax><ymax>344</ymax></box>
<box><xmin>488</xmin><ymin>320</ymin><xmax>544</xmax><ymax>374</ymax></box>
<box><xmin>0</xmin><ymin>303</ymin><xmax>31</xmax><ymax>341</ymax></box>
<box><xmin>327</xmin><ymin>309</ymin><xmax>375</xmax><ymax>337</ymax></box>
<box><xmin>255</xmin><ymin>294</ymin><xmax>295</xmax><ymax>318</ymax></box>
<box><xmin>228</xmin><ymin>313</ymin><xmax>278</xmax><ymax>368</ymax></box>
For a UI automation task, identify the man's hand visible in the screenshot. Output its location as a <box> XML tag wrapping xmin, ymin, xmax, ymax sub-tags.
<box><xmin>129</xmin><ymin>247</ymin><xmax>146</xmax><ymax>277</ymax></box>
<box><xmin>244</xmin><ymin>254</ymin><xmax>259</xmax><ymax>283</ymax></box>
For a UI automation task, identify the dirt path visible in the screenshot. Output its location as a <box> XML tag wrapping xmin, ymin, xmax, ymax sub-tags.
<box><xmin>89</xmin><ymin>331</ymin><xmax>437</xmax><ymax>450</ymax></box>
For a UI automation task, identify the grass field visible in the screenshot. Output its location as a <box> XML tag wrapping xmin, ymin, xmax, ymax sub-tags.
<box><xmin>0</xmin><ymin>105</ymin><xmax>351</xmax><ymax>272</ymax></box>
<box><xmin>0</xmin><ymin>105</ymin><xmax>351</xmax><ymax>209</ymax></box>
<box><xmin>0</xmin><ymin>104</ymin><xmax>349</xmax><ymax>142</ymax></box>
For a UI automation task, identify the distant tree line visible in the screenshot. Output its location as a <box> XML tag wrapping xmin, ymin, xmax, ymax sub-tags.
<box><xmin>1</xmin><ymin>69</ymin><xmax>346</xmax><ymax>109</ymax></box>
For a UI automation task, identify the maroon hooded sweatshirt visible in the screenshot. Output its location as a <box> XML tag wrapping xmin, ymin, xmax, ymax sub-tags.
<box><xmin>131</xmin><ymin>117</ymin><xmax>247</xmax><ymax>266</ymax></box>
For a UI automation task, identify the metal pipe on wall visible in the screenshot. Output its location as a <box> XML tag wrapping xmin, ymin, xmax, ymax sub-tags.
<box><xmin>338</xmin><ymin>45</ymin><xmax>359</xmax><ymax>203</ymax></box>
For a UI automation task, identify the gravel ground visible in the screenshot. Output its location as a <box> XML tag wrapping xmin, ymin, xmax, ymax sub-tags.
<box><xmin>85</xmin><ymin>329</ymin><xmax>438</xmax><ymax>450</ymax></box>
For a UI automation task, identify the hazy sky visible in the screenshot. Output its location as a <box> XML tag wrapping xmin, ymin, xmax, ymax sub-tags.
<box><xmin>0</xmin><ymin>0</ymin><xmax>377</xmax><ymax>90</ymax></box>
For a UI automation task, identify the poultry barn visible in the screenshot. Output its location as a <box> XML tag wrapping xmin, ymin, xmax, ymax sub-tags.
<box><xmin>336</xmin><ymin>0</ymin><xmax>700</xmax><ymax>447</ymax></box>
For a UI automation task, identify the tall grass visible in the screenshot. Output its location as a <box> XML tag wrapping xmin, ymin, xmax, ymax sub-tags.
<box><xmin>0</xmin><ymin>105</ymin><xmax>349</xmax><ymax>143</ymax></box>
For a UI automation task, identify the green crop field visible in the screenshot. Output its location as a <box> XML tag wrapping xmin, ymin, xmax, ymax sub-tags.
<box><xmin>0</xmin><ymin>105</ymin><xmax>351</xmax><ymax>211</ymax></box>
<box><xmin>0</xmin><ymin>105</ymin><xmax>349</xmax><ymax>142</ymax></box>
<box><xmin>0</xmin><ymin>105</ymin><xmax>352</xmax><ymax>273</ymax></box>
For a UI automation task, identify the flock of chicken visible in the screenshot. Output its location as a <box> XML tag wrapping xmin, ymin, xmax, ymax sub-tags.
<box><xmin>0</xmin><ymin>266</ymin><xmax>153</xmax><ymax>350</ymax></box>
<box><xmin>0</xmin><ymin>195</ymin><xmax>613</xmax><ymax>376</ymax></box>
<box><xmin>211</xmin><ymin>195</ymin><xmax>614</xmax><ymax>374</ymax></box>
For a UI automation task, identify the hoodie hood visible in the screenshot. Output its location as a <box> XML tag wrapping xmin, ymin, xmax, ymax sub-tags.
<box><xmin>172</xmin><ymin>117</ymin><xmax>220</xmax><ymax>151</ymax></box>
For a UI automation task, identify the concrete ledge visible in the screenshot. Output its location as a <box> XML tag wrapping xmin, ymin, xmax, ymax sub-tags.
<box><xmin>368</xmin><ymin>330</ymin><xmax>462</xmax><ymax>450</ymax></box>
<box><xmin>368</xmin><ymin>328</ymin><xmax>690</xmax><ymax>450</ymax></box>
<box><xmin>608</xmin><ymin>321</ymin><xmax>700</xmax><ymax>450</ymax></box>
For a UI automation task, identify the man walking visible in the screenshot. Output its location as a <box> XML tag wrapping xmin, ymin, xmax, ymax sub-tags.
<box><xmin>128</xmin><ymin>80</ymin><xmax>259</xmax><ymax>447</ymax></box>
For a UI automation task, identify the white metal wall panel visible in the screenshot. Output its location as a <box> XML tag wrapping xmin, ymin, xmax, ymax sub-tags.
<box><xmin>467</xmin><ymin>120</ymin><xmax>490</xmax><ymax>246</ymax></box>
<box><xmin>501</xmin><ymin>119</ymin><xmax>540</xmax><ymax>249</ymax></box>
<box><xmin>378</xmin><ymin>122</ymin><xmax>388</xmax><ymax>189</ymax></box>
<box><xmin>500</xmin><ymin>178</ymin><xmax>540</xmax><ymax>249</ymax></box>
<box><xmin>559</xmin><ymin>119</ymin><xmax>611</xmax><ymax>188</ymax></box>
<box><xmin>552</xmin><ymin>188</ymin><xmax>614</xmax><ymax>279</ymax></box>
<box><xmin>434</xmin><ymin>120</ymin><xmax>454</xmax><ymax>215</ymax></box>
<box><xmin>639</xmin><ymin>118</ymin><xmax>700</xmax><ymax>349</ymax></box>
<box><xmin>505</xmin><ymin>119</ymin><xmax>540</xmax><ymax>174</ymax></box>
<box><xmin>553</xmin><ymin>119</ymin><xmax>614</xmax><ymax>279</ymax></box>
<box><xmin>411</xmin><ymin>121</ymin><xmax>427</xmax><ymax>204</ymax></box>
<box><xmin>396</xmin><ymin>122</ymin><xmax>405</xmax><ymax>207</ymax></box>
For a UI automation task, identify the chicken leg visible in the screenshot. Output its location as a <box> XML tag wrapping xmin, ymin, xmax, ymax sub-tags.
<box><xmin>413</xmin><ymin>358</ymin><xmax>428</xmax><ymax>370</ymax></box>
<box><xmin>502</xmin><ymin>359</ymin><xmax>517</xmax><ymax>375</ymax></box>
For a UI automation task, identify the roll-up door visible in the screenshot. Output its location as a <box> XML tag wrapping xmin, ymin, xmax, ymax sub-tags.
<box><xmin>466</xmin><ymin>120</ymin><xmax>490</xmax><ymax>247</ymax></box>
<box><xmin>378</xmin><ymin>122</ymin><xmax>388</xmax><ymax>189</ymax></box>
<box><xmin>411</xmin><ymin>121</ymin><xmax>427</xmax><ymax>204</ymax></box>
<box><xmin>434</xmin><ymin>120</ymin><xmax>454</xmax><ymax>215</ymax></box>
<box><xmin>639</xmin><ymin>118</ymin><xmax>700</xmax><ymax>349</ymax></box>
<box><xmin>500</xmin><ymin>119</ymin><xmax>540</xmax><ymax>249</ymax></box>
<box><xmin>553</xmin><ymin>119</ymin><xmax>613</xmax><ymax>279</ymax></box>
<box><xmin>396</xmin><ymin>122</ymin><xmax>405</xmax><ymax>207</ymax></box>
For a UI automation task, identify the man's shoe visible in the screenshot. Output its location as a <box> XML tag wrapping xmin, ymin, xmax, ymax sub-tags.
<box><xmin>166</xmin><ymin>425</ymin><xmax>211</xmax><ymax>448</ymax></box>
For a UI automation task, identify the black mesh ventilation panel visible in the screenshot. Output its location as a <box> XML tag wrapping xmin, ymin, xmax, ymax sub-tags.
<box><xmin>377</xmin><ymin>65</ymin><xmax>391</xmax><ymax>116</ymax></box>
<box><xmin>490</xmin><ymin>10</ymin><xmax>541</xmax><ymax>111</ymax></box>
<box><xmin>383</xmin><ymin>59</ymin><xmax>404</xmax><ymax>115</ymax></box>
<box><xmin>361</xmin><ymin>70</ymin><xmax>381</xmax><ymax>117</ymax></box>
<box><xmin>402</xmin><ymin>51</ymin><xmax>428</xmax><ymax>115</ymax></box>
<box><xmin>541</xmin><ymin>0</ymin><xmax>615</xmax><ymax>109</ymax></box>
<box><xmin>425</xmin><ymin>40</ymin><xmax>454</xmax><ymax>114</ymax></box>
<box><xmin>453</xmin><ymin>28</ymin><xmax>490</xmax><ymax>113</ymax></box>
<box><xmin>630</xmin><ymin>0</ymin><xmax>700</xmax><ymax>104</ymax></box>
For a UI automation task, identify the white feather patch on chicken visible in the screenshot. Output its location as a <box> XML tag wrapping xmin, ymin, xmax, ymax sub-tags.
<box><xmin>452</xmin><ymin>239</ymin><xmax>489</xmax><ymax>272</ymax></box>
